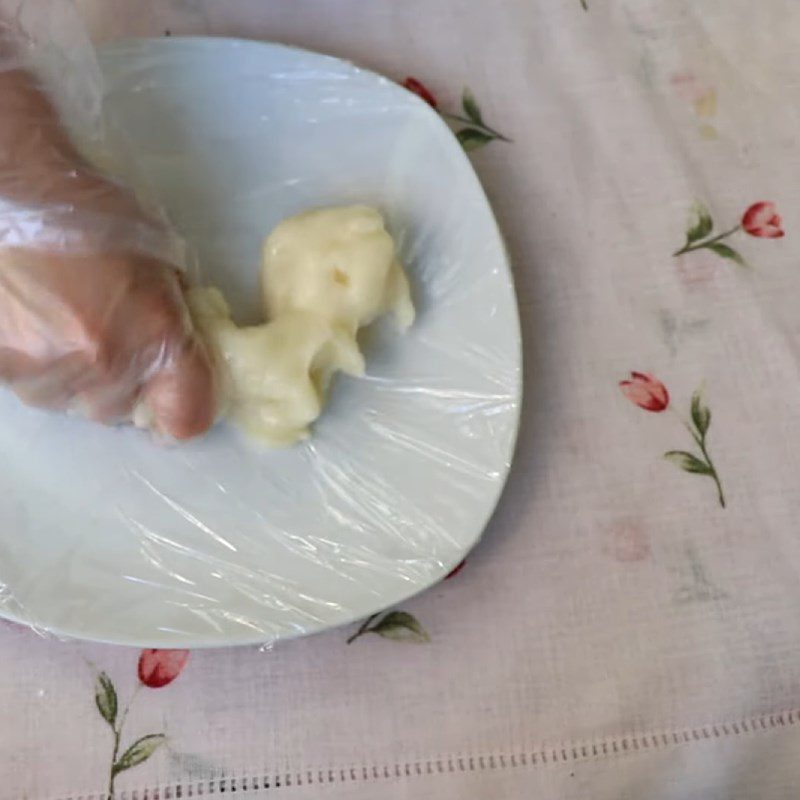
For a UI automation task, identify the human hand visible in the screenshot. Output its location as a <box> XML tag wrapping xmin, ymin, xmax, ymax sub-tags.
<box><xmin>0</xmin><ymin>64</ymin><xmax>216</xmax><ymax>439</ymax></box>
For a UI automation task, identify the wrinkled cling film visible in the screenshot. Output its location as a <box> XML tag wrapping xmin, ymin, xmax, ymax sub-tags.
<box><xmin>0</xmin><ymin>0</ymin><xmax>214</xmax><ymax>443</ymax></box>
<box><xmin>0</xmin><ymin>7</ymin><xmax>522</xmax><ymax>647</ymax></box>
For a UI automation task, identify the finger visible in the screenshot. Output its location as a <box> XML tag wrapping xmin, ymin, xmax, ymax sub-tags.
<box><xmin>141</xmin><ymin>334</ymin><xmax>216</xmax><ymax>440</ymax></box>
<box><xmin>78</xmin><ymin>381</ymin><xmax>141</xmax><ymax>425</ymax></box>
<box><xmin>7</xmin><ymin>351</ymin><xmax>94</xmax><ymax>410</ymax></box>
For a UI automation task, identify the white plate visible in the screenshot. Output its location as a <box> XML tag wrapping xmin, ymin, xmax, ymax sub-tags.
<box><xmin>0</xmin><ymin>38</ymin><xmax>521</xmax><ymax>647</ymax></box>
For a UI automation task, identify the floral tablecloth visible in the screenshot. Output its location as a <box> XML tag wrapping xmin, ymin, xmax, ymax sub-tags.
<box><xmin>5</xmin><ymin>0</ymin><xmax>800</xmax><ymax>797</ymax></box>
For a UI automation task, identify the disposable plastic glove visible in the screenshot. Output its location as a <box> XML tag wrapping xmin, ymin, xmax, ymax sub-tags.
<box><xmin>0</xmin><ymin>26</ymin><xmax>215</xmax><ymax>439</ymax></box>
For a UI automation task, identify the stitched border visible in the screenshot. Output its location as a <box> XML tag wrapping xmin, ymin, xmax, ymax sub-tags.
<box><xmin>38</xmin><ymin>709</ymin><xmax>800</xmax><ymax>800</ymax></box>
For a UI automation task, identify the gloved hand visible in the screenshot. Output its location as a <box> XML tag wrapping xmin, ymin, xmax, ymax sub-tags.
<box><xmin>0</xmin><ymin>44</ymin><xmax>216</xmax><ymax>439</ymax></box>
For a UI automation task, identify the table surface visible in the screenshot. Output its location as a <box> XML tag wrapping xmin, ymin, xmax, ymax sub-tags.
<box><xmin>5</xmin><ymin>0</ymin><xmax>800</xmax><ymax>798</ymax></box>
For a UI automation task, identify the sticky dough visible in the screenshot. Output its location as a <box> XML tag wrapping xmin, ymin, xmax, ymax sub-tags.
<box><xmin>187</xmin><ymin>205</ymin><xmax>414</xmax><ymax>446</ymax></box>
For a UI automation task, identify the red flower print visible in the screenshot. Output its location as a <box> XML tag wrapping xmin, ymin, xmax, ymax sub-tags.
<box><xmin>96</xmin><ymin>651</ymin><xmax>190</xmax><ymax>796</ymax></box>
<box><xmin>620</xmin><ymin>380</ymin><xmax>726</xmax><ymax>508</ymax></box>
<box><xmin>138</xmin><ymin>649</ymin><xmax>189</xmax><ymax>688</ymax></box>
<box><xmin>674</xmin><ymin>200</ymin><xmax>782</xmax><ymax>267</ymax></box>
<box><xmin>403</xmin><ymin>77</ymin><xmax>438</xmax><ymax>109</ymax></box>
<box><xmin>445</xmin><ymin>560</ymin><xmax>466</xmax><ymax>579</ymax></box>
<box><xmin>741</xmin><ymin>201</ymin><xmax>784</xmax><ymax>238</ymax></box>
<box><xmin>400</xmin><ymin>80</ymin><xmax>510</xmax><ymax>152</ymax></box>
<box><xmin>619</xmin><ymin>372</ymin><xmax>669</xmax><ymax>412</ymax></box>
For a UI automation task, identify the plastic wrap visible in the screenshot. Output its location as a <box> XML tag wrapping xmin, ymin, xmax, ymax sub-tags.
<box><xmin>0</xmin><ymin>0</ymin><xmax>214</xmax><ymax>438</ymax></box>
<box><xmin>0</xmin><ymin>12</ymin><xmax>522</xmax><ymax>646</ymax></box>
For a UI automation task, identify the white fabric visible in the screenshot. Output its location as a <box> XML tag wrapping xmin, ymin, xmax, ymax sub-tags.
<box><xmin>3</xmin><ymin>0</ymin><xmax>800</xmax><ymax>797</ymax></box>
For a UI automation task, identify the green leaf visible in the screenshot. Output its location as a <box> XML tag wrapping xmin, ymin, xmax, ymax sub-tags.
<box><xmin>370</xmin><ymin>611</ymin><xmax>430</xmax><ymax>643</ymax></box>
<box><xmin>706</xmin><ymin>242</ymin><xmax>747</xmax><ymax>267</ymax></box>
<box><xmin>462</xmin><ymin>88</ymin><xmax>483</xmax><ymax>125</ymax></box>
<box><xmin>664</xmin><ymin>451</ymin><xmax>713</xmax><ymax>475</ymax></box>
<box><xmin>686</xmin><ymin>201</ymin><xmax>713</xmax><ymax>244</ymax></box>
<box><xmin>691</xmin><ymin>390</ymin><xmax>711</xmax><ymax>437</ymax></box>
<box><xmin>94</xmin><ymin>672</ymin><xmax>117</xmax><ymax>728</ymax></box>
<box><xmin>457</xmin><ymin>128</ymin><xmax>494</xmax><ymax>152</ymax></box>
<box><xmin>113</xmin><ymin>734</ymin><xmax>166</xmax><ymax>775</ymax></box>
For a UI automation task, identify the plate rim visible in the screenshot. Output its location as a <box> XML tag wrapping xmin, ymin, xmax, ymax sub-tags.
<box><xmin>0</xmin><ymin>36</ymin><xmax>524</xmax><ymax>649</ymax></box>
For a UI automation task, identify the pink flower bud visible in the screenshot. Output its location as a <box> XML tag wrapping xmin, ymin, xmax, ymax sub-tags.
<box><xmin>742</xmin><ymin>201</ymin><xmax>784</xmax><ymax>238</ymax></box>
<box><xmin>138</xmin><ymin>649</ymin><xmax>189</xmax><ymax>688</ymax></box>
<box><xmin>403</xmin><ymin>77</ymin><xmax>438</xmax><ymax>109</ymax></box>
<box><xmin>619</xmin><ymin>372</ymin><xmax>669</xmax><ymax>412</ymax></box>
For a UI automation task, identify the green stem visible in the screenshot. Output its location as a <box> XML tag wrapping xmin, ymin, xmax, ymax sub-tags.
<box><xmin>117</xmin><ymin>685</ymin><xmax>140</xmax><ymax>735</ymax></box>
<box><xmin>442</xmin><ymin>113</ymin><xmax>513</xmax><ymax>143</ymax></box>
<box><xmin>678</xmin><ymin>416</ymin><xmax>726</xmax><ymax>509</ymax></box>
<box><xmin>108</xmin><ymin>685</ymin><xmax>141</xmax><ymax>798</ymax></box>
<box><xmin>580</xmin><ymin>0</ymin><xmax>588</xmax><ymax>8</ymax></box>
<box><xmin>697</xmin><ymin>434</ymin><xmax>726</xmax><ymax>509</ymax></box>
<box><xmin>682</xmin><ymin>421</ymin><xmax>703</xmax><ymax>450</ymax></box>
<box><xmin>347</xmin><ymin>613</ymin><xmax>380</xmax><ymax>644</ymax></box>
<box><xmin>673</xmin><ymin>224</ymin><xmax>741</xmax><ymax>257</ymax></box>
<box><xmin>108</xmin><ymin>728</ymin><xmax>121</xmax><ymax>798</ymax></box>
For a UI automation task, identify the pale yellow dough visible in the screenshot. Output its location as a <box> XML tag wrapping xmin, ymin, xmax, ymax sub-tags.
<box><xmin>188</xmin><ymin>205</ymin><xmax>414</xmax><ymax>446</ymax></box>
<box><xmin>262</xmin><ymin>204</ymin><xmax>415</xmax><ymax>333</ymax></box>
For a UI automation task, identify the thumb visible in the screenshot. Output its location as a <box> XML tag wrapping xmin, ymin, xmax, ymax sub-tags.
<box><xmin>142</xmin><ymin>333</ymin><xmax>216</xmax><ymax>440</ymax></box>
